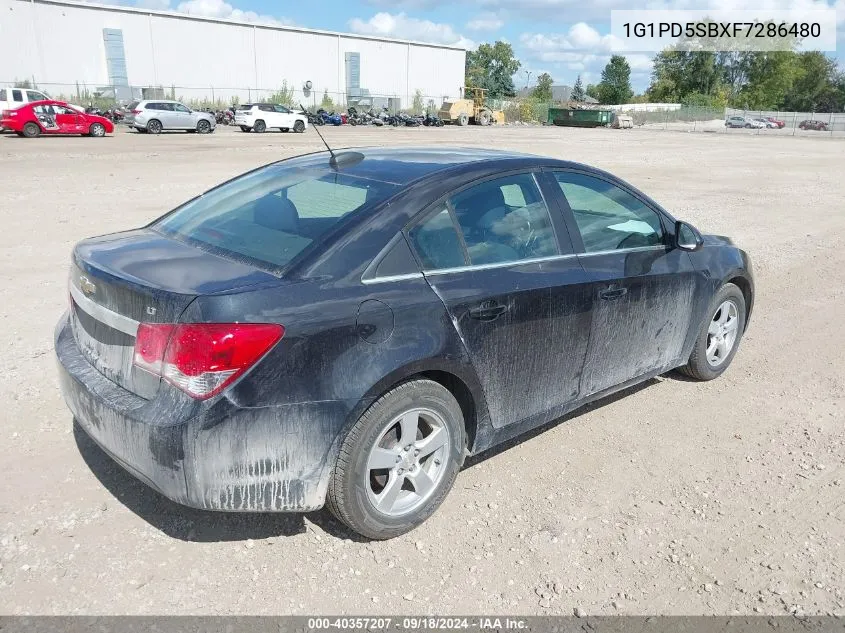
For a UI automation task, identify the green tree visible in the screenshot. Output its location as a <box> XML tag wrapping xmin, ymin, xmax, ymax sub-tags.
<box><xmin>412</xmin><ymin>89</ymin><xmax>424</xmax><ymax>114</ymax></box>
<box><xmin>320</xmin><ymin>89</ymin><xmax>334</xmax><ymax>109</ymax></box>
<box><xmin>466</xmin><ymin>41</ymin><xmax>521</xmax><ymax>98</ymax></box>
<box><xmin>532</xmin><ymin>72</ymin><xmax>553</xmax><ymax>102</ymax></box>
<box><xmin>781</xmin><ymin>52</ymin><xmax>839</xmax><ymax>112</ymax></box>
<box><xmin>571</xmin><ymin>75</ymin><xmax>585</xmax><ymax>101</ymax></box>
<box><xmin>267</xmin><ymin>80</ymin><xmax>295</xmax><ymax>105</ymax></box>
<box><xmin>596</xmin><ymin>55</ymin><xmax>633</xmax><ymax>104</ymax></box>
<box><xmin>648</xmin><ymin>50</ymin><xmax>720</xmax><ymax>102</ymax></box>
<box><xmin>734</xmin><ymin>51</ymin><xmax>801</xmax><ymax>109</ymax></box>
<box><xmin>585</xmin><ymin>83</ymin><xmax>599</xmax><ymax>99</ymax></box>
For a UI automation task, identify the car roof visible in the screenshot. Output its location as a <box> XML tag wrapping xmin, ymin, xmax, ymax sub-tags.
<box><xmin>273</xmin><ymin>146</ymin><xmax>572</xmax><ymax>186</ymax></box>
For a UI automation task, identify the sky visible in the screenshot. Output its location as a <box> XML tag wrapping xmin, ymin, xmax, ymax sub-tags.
<box><xmin>113</xmin><ymin>0</ymin><xmax>843</xmax><ymax>92</ymax></box>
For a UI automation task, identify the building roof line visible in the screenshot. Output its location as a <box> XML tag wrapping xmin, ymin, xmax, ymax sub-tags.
<box><xmin>20</xmin><ymin>0</ymin><xmax>470</xmax><ymax>52</ymax></box>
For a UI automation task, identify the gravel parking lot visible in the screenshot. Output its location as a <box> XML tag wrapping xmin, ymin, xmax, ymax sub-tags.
<box><xmin>0</xmin><ymin>124</ymin><xmax>842</xmax><ymax>616</ymax></box>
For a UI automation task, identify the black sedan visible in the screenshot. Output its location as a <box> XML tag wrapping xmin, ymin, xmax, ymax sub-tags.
<box><xmin>56</xmin><ymin>147</ymin><xmax>754</xmax><ymax>539</ymax></box>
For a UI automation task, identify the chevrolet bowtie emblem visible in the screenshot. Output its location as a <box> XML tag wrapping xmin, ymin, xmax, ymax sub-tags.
<box><xmin>79</xmin><ymin>275</ymin><xmax>96</xmax><ymax>296</ymax></box>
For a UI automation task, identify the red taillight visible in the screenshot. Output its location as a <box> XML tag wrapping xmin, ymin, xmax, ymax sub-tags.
<box><xmin>133</xmin><ymin>323</ymin><xmax>284</xmax><ymax>399</ymax></box>
<box><xmin>131</xmin><ymin>109</ymin><xmax>141</xmax><ymax>115</ymax></box>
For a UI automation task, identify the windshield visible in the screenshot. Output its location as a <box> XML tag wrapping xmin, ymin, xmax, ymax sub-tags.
<box><xmin>153</xmin><ymin>162</ymin><xmax>400</xmax><ymax>271</ymax></box>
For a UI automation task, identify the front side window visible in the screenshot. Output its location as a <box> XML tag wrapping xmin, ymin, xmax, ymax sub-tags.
<box><xmin>450</xmin><ymin>173</ymin><xmax>558</xmax><ymax>265</ymax></box>
<box><xmin>154</xmin><ymin>164</ymin><xmax>399</xmax><ymax>271</ymax></box>
<box><xmin>274</xmin><ymin>105</ymin><xmax>291</xmax><ymax>113</ymax></box>
<box><xmin>173</xmin><ymin>103</ymin><xmax>190</xmax><ymax>113</ymax></box>
<box><xmin>553</xmin><ymin>172</ymin><xmax>664</xmax><ymax>253</ymax></box>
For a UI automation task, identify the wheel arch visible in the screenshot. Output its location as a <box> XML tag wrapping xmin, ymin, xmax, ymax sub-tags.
<box><xmin>327</xmin><ymin>359</ymin><xmax>491</xmax><ymax>473</ymax></box>
<box><xmin>725</xmin><ymin>274</ymin><xmax>754</xmax><ymax>329</ymax></box>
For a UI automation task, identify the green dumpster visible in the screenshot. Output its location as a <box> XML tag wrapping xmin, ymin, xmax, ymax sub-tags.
<box><xmin>548</xmin><ymin>107</ymin><xmax>612</xmax><ymax>128</ymax></box>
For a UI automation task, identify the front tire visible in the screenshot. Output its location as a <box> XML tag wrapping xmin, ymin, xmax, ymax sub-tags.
<box><xmin>327</xmin><ymin>379</ymin><xmax>466</xmax><ymax>540</ymax></box>
<box><xmin>679</xmin><ymin>283</ymin><xmax>746</xmax><ymax>381</ymax></box>
<box><xmin>196</xmin><ymin>119</ymin><xmax>211</xmax><ymax>134</ymax></box>
<box><xmin>88</xmin><ymin>122</ymin><xmax>106</xmax><ymax>137</ymax></box>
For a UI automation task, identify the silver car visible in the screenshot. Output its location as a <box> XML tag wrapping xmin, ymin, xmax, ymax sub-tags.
<box><xmin>125</xmin><ymin>100</ymin><xmax>216</xmax><ymax>134</ymax></box>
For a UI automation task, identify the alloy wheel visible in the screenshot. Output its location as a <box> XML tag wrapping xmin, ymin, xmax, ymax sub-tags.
<box><xmin>706</xmin><ymin>300</ymin><xmax>739</xmax><ymax>367</ymax></box>
<box><xmin>365</xmin><ymin>408</ymin><xmax>450</xmax><ymax>517</ymax></box>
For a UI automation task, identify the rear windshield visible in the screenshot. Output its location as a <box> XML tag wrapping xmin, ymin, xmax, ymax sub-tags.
<box><xmin>153</xmin><ymin>162</ymin><xmax>400</xmax><ymax>271</ymax></box>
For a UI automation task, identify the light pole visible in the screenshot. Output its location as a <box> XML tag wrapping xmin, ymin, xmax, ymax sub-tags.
<box><xmin>525</xmin><ymin>71</ymin><xmax>532</xmax><ymax>90</ymax></box>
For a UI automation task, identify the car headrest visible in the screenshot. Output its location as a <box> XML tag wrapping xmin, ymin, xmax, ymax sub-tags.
<box><xmin>254</xmin><ymin>195</ymin><xmax>300</xmax><ymax>233</ymax></box>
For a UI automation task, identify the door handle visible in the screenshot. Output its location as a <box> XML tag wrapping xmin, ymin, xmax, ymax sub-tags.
<box><xmin>468</xmin><ymin>302</ymin><xmax>508</xmax><ymax>321</ymax></box>
<box><xmin>599</xmin><ymin>287</ymin><xmax>628</xmax><ymax>301</ymax></box>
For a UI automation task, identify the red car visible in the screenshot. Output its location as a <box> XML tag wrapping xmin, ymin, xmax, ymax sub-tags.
<box><xmin>0</xmin><ymin>100</ymin><xmax>114</xmax><ymax>137</ymax></box>
<box><xmin>766</xmin><ymin>117</ymin><xmax>785</xmax><ymax>128</ymax></box>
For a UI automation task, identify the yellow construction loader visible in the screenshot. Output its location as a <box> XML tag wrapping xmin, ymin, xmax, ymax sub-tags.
<box><xmin>438</xmin><ymin>88</ymin><xmax>505</xmax><ymax>126</ymax></box>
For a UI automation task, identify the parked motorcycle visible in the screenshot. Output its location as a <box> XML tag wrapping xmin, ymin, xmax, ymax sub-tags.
<box><xmin>422</xmin><ymin>113</ymin><xmax>444</xmax><ymax>127</ymax></box>
<box><xmin>317</xmin><ymin>108</ymin><xmax>343</xmax><ymax>126</ymax></box>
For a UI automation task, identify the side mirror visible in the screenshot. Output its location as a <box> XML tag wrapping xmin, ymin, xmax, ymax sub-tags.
<box><xmin>675</xmin><ymin>220</ymin><xmax>704</xmax><ymax>252</ymax></box>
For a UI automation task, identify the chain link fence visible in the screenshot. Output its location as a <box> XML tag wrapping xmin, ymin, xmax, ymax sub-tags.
<box><xmin>1</xmin><ymin>80</ymin><xmax>452</xmax><ymax>115</ymax></box>
<box><xmin>7</xmin><ymin>80</ymin><xmax>844</xmax><ymax>136</ymax></box>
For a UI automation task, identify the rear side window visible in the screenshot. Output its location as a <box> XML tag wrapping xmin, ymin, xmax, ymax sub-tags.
<box><xmin>12</xmin><ymin>90</ymin><xmax>22</xmax><ymax>102</ymax></box>
<box><xmin>450</xmin><ymin>173</ymin><xmax>558</xmax><ymax>265</ymax></box>
<box><xmin>408</xmin><ymin>206</ymin><xmax>466</xmax><ymax>271</ymax></box>
<box><xmin>154</xmin><ymin>164</ymin><xmax>400</xmax><ymax>271</ymax></box>
<box><xmin>27</xmin><ymin>90</ymin><xmax>48</xmax><ymax>101</ymax></box>
<box><xmin>259</xmin><ymin>104</ymin><xmax>274</xmax><ymax>112</ymax></box>
<box><xmin>127</xmin><ymin>101</ymin><xmax>139</xmax><ymax>110</ymax></box>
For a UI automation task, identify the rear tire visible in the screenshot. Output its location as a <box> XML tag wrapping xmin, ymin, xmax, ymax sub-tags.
<box><xmin>477</xmin><ymin>110</ymin><xmax>491</xmax><ymax>126</ymax></box>
<box><xmin>679</xmin><ymin>283</ymin><xmax>746</xmax><ymax>381</ymax></box>
<box><xmin>457</xmin><ymin>113</ymin><xmax>469</xmax><ymax>126</ymax></box>
<box><xmin>327</xmin><ymin>379</ymin><xmax>466</xmax><ymax>540</ymax></box>
<box><xmin>22</xmin><ymin>122</ymin><xmax>41</xmax><ymax>138</ymax></box>
<box><xmin>253</xmin><ymin>119</ymin><xmax>266</xmax><ymax>133</ymax></box>
<box><xmin>239</xmin><ymin>125</ymin><xmax>249</xmax><ymax>132</ymax></box>
<box><xmin>293</xmin><ymin>120</ymin><xmax>305</xmax><ymax>133</ymax></box>
<box><xmin>146</xmin><ymin>119</ymin><xmax>162</xmax><ymax>134</ymax></box>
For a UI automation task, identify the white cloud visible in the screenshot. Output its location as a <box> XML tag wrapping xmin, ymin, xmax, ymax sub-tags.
<box><xmin>174</xmin><ymin>0</ymin><xmax>294</xmax><ymax>24</ymax></box>
<box><xmin>466</xmin><ymin>12</ymin><xmax>504</xmax><ymax>31</ymax></box>
<box><xmin>519</xmin><ymin>27</ymin><xmax>654</xmax><ymax>90</ymax></box>
<box><xmin>348</xmin><ymin>12</ymin><xmax>475</xmax><ymax>48</ymax></box>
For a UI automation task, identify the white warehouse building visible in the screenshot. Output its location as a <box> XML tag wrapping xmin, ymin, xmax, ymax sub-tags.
<box><xmin>0</xmin><ymin>0</ymin><xmax>467</xmax><ymax>108</ymax></box>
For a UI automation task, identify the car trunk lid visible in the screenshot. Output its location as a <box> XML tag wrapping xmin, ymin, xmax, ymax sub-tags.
<box><xmin>68</xmin><ymin>229</ymin><xmax>278</xmax><ymax>398</ymax></box>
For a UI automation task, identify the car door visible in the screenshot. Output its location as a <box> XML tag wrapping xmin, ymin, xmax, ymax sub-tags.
<box><xmin>171</xmin><ymin>103</ymin><xmax>193</xmax><ymax>129</ymax></box>
<box><xmin>274</xmin><ymin>104</ymin><xmax>293</xmax><ymax>128</ymax></box>
<box><xmin>152</xmin><ymin>102</ymin><xmax>175</xmax><ymax>128</ymax></box>
<box><xmin>550</xmin><ymin>170</ymin><xmax>703</xmax><ymax>397</ymax></box>
<box><xmin>53</xmin><ymin>105</ymin><xmax>82</xmax><ymax>133</ymax></box>
<box><xmin>256</xmin><ymin>104</ymin><xmax>276</xmax><ymax>128</ymax></box>
<box><xmin>405</xmin><ymin>171</ymin><xmax>593</xmax><ymax>430</ymax></box>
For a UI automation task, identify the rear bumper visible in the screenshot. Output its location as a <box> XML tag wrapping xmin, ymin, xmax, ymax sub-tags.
<box><xmin>55</xmin><ymin>315</ymin><xmax>347</xmax><ymax>512</ymax></box>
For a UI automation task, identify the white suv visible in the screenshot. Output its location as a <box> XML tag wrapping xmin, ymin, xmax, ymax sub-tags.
<box><xmin>235</xmin><ymin>103</ymin><xmax>307</xmax><ymax>133</ymax></box>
